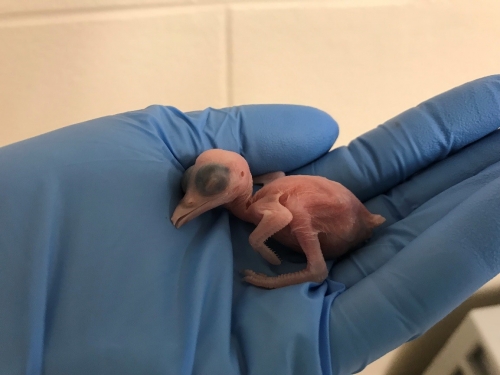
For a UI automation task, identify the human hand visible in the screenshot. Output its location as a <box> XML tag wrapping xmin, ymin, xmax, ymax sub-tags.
<box><xmin>291</xmin><ymin>75</ymin><xmax>500</xmax><ymax>374</ymax></box>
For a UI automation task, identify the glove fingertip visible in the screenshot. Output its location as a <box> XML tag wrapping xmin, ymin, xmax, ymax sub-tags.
<box><xmin>237</xmin><ymin>104</ymin><xmax>339</xmax><ymax>175</ymax></box>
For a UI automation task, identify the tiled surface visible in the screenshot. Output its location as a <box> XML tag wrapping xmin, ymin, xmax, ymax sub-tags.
<box><xmin>0</xmin><ymin>0</ymin><xmax>187</xmax><ymax>15</ymax></box>
<box><xmin>0</xmin><ymin>6</ymin><xmax>226</xmax><ymax>146</ymax></box>
<box><xmin>230</xmin><ymin>1</ymin><xmax>500</xmax><ymax>146</ymax></box>
<box><xmin>194</xmin><ymin>0</ymin><xmax>410</xmax><ymax>4</ymax></box>
<box><xmin>2</xmin><ymin>0</ymin><xmax>500</xmax><ymax>147</ymax></box>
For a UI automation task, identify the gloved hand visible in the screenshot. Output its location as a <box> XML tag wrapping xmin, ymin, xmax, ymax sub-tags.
<box><xmin>292</xmin><ymin>75</ymin><xmax>500</xmax><ymax>374</ymax></box>
<box><xmin>0</xmin><ymin>102</ymin><xmax>336</xmax><ymax>374</ymax></box>
<box><xmin>0</xmin><ymin>75</ymin><xmax>498</xmax><ymax>375</ymax></box>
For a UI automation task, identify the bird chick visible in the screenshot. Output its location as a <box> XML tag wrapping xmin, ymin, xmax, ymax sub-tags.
<box><xmin>172</xmin><ymin>149</ymin><xmax>385</xmax><ymax>289</ymax></box>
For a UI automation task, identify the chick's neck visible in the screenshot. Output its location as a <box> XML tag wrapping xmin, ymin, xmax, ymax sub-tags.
<box><xmin>223</xmin><ymin>180</ymin><xmax>254</xmax><ymax>223</ymax></box>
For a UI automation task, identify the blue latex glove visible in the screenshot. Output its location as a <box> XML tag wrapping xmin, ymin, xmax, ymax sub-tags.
<box><xmin>293</xmin><ymin>75</ymin><xmax>500</xmax><ymax>374</ymax></box>
<box><xmin>0</xmin><ymin>75</ymin><xmax>499</xmax><ymax>375</ymax></box>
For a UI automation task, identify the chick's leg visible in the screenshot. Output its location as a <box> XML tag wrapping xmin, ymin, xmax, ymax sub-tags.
<box><xmin>243</xmin><ymin>227</ymin><xmax>328</xmax><ymax>289</ymax></box>
<box><xmin>248</xmin><ymin>205</ymin><xmax>292</xmax><ymax>265</ymax></box>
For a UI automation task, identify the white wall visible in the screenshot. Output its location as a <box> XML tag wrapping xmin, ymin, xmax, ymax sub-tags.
<box><xmin>2</xmin><ymin>0</ymin><xmax>500</xmax><ymax>148</ymax></box>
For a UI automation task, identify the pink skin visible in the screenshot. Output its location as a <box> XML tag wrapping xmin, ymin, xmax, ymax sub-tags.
<box><xmin>171</xmin><ymin>149</ymin><xmax>385</xmax><ymax>289</ymax></box>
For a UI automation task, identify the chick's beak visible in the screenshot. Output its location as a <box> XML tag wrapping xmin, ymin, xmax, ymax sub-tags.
<box><xmin>171</xmin><ymin>194</ymin><xmax>225</xmax><ymax>228</ymax></box>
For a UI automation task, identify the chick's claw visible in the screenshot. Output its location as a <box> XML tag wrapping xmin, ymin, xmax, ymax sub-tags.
<box><xmin>242</xmin><ymin>269</ymin><xmax>268</xmax><ymax>278</ymax></box>
<box><xmin>242</xmin><ymin>270</ymin><xmax>276</xmax><ymax>289</ymax></box>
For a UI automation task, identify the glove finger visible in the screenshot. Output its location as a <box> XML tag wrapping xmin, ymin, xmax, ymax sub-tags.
<box><xmin>292</xmin><ymin>75</ymin><xmax>500</xmax><ymax>202</ymax></box>
<box><xmin>332</xmin><ymin>129</ymin><xmax>500</xmax><ymax>287</ymax></box>
<box><xmin>140</xmin><ymin>104</ymin><xmax>338</xmax><ymax>175</ymax></box>
<box><xmin>328</xmin><ymin>176</ymin><xmax>500</xmax><ymax>375</ymax></box>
